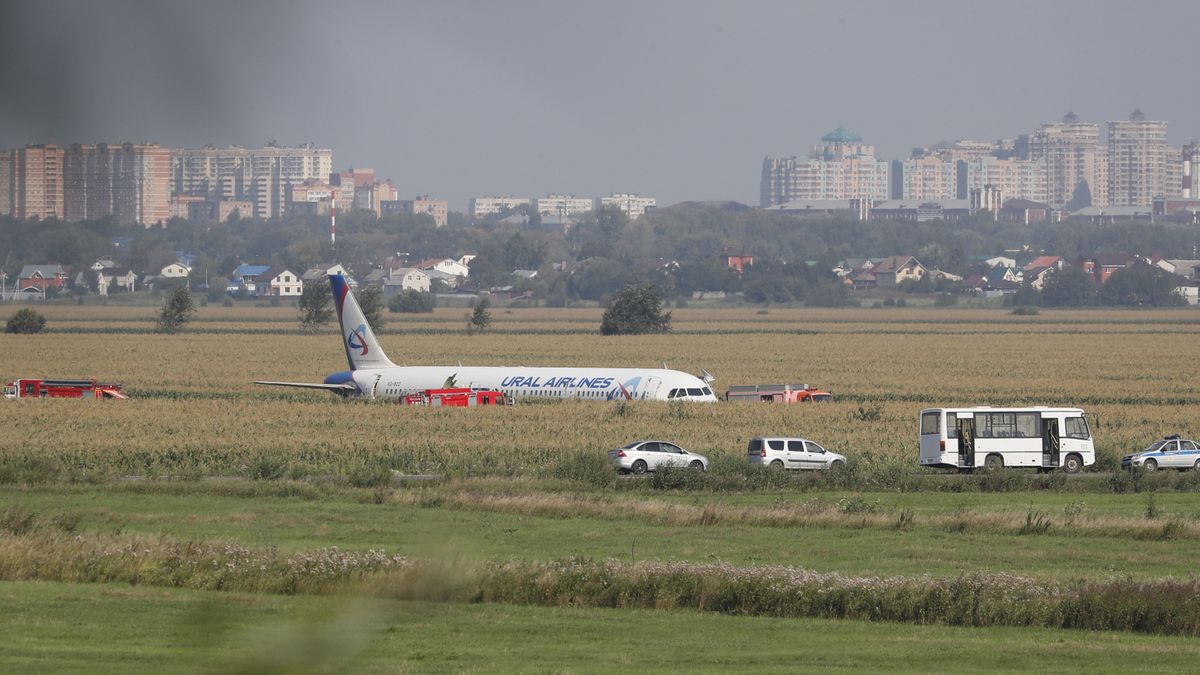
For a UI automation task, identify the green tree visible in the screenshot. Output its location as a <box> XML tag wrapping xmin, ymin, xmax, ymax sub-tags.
<box><xmin>466</xmin><ymin>297</ymin><xmax>491</xmax><ymax>335</ymax></box>
<box><xmin>1040</xmin><ymin>266</ymin><xmax>1098</xmax><ymax>307</ymax></box>
<box><xmin>156</xmin><ymin>287</ymin><xmax>196</xmax><ymax>333</ymax></box>
<box><xmin>5</xmin><ymin>307</ymin><xmax>46</xmax><ymax>334</ymax></box>
<box><xmin>355</xmin><ymin>285</ymin><xmax>385</xmax><ymax>331</ymax></box>
<box><xmin>388</xmin><ymin>289</ymin><xmax>436</xmax><ymax>313</ymax></box>
<box><xmin>298</xmin><ymin>280</ymin><xmax>333</xmax><ymax>331</ymax></box>
<box><xmin>600</xmin><ymin>283</ymin><xmax>671</xmax><ymax>335</ymax></box>
<box><xmin>1100</xmin><ymin>261</ymin><xmax>1188</xmax><ymax>307</ymax></box>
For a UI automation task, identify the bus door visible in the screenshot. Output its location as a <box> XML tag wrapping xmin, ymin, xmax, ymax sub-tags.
<box><xmin>1042</xmin><ymin>418</ymin><xmax>1061</xmax><ymax>468</ymax></box>
<box><xmin>956</xmin><ymin>417</ymin><xmax>976</xmax><ymax>469</ymax></box>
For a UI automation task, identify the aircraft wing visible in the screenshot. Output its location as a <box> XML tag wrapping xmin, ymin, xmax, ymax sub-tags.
<box><xmin>254</xmin><ymin>380</ymin><xmax>358</xmax><ymax>393</ymax></box>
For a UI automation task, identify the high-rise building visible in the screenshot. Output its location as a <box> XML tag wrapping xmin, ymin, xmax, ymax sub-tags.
<box><xmin>1029</xmin><ymin>113</ymin><xmax>1106</xmax><ymax>209</ymax></box>
<box><xmin>170</xmin><ymin>145</ymin><xmax>332</xmax><ymax>219</ymax></box>
<box><xmin>896</xmin><ymin>154</ymin><xmax>958</xmax><ymax>200</ymax></box>
<box><xmin>0</xmin><ymin>150</ymin><xmax>12</xmax><ymax>216</ymax></box>
<box><xmin>5</xmin><ymin>145</ymin><xmax>65</xmax><ymax>220</ymax></box>
<box><xmin>62</xmin><ymin>143</ymin><xmax>171</xmax><ymax>226</ymax></box>
<box><xmin>470</xmin><ymin>196</ymin><xmax>532</xmax><ymax>219</ymax></box>
<box><xmin>760</xmin><ymin>128</ymin><xmax>889</xmax><ymax>206</ymax></box>
<box><xmin>1108</xmin><ymin>110</ymin><xmax>1172</xmax><ymax>207</ymax></box>
<box><xmin>599</xmin><ymin>193</ymin><xmax>656</xmax><ymax>220</ymax></box>
<box><xmin>957</xmin><ymin>156</ymin><xmax>1048</xmax><ymax>204</ymax></box>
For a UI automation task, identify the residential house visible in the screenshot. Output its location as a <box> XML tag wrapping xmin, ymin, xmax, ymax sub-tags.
<box><xmin>927</xmin><ymin>269</ymin><xmax>963</xmax><ymax>282</ymax></box>
<box><xmin>229</xmin><ymin>264</ymin><xmax>271</xmax><ymax>294</ymax></box>
<box><xmin>846</xmin><ymin>267</ymin><xmax>877</xmax><ymax>289</ymax></box>
<box><xmin>1175</xmin><ymin>278</ymin><xmax>1200</xmax><ymax>305</ymax></box>
<box><xmin>513</xmin><ymin>269</ymin><xmax>538</xmax><ymax>280</ymax></box>
<box><xmin>991</xmin><ymin>266</ymin><xmax>1022</xmax><ymax>283</ymax></box>
<box><xmin>720</xmin><ymin>250</ymin><xmax>754</xmax><ymax>276</ymax></box>
<box><xmin>1024</xmin><ymin>266</ymin><xmax>1057</xmax><ymax>291</ymax></box>
<box><xmin>1022</xmin><ymin>256</ymin><xmax>1064</xmax><ymax>273</ymax></box>
<box><xmin>17</xmin><ymin>265</ymin><xmax>69</xmax><ymax>293</ymax></box>
<box><xmin>105</xmin><ymin>268</ymin><xmax>137</xmax><ymax>294</ymax></box>
<box><xmin>871</xmin><ymin>256</ymin><xmax>926</xmax><ymax>286</ymax></box>
<box><xmin>90</xmin><ymin>259</ymin><xmax>116</xmax><ymax>272</ymax></box>
<box><xmin>416</xmin><ymin>258</ymin><xmax>471</xmax><ymax>279</ymax></box>
<box><xmin>1078</xmin><ymin>254</ymin><xmax>1132</xmax><ymax>284</ymax></box>
<box><xmin>1160</xmin><ymin>260</ymin><xmax>1200</xmax><ymax>279</ymax></box>
<box><xmin>255</xmin><ymin>267</ymin><xmax>303</xmax><ymax>297</ymax></box>
<box><xmin>380</xmin><ymin>268</ymin><xmax>431</xmax><ymax>294</ymax></box>
<box><xmin>160</xmin><ymin>262</ymin><xmax>191</xmax><ymax>278</ymax></box>
<box><xmin>301</xmin><ymin>264</ymin><xmax>355</xmax><ymax>286</ymax></box>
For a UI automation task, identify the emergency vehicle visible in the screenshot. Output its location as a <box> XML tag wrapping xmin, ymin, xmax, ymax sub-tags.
<box><xmin>400</xmin><ymin>388</ymin><xmax>508</xmax><ymax>407</ymax></box>
<box><xmin>4</xmin><ymin>378</ymin><xmax>127</xmax><ymax>399</ymax></box>
<box><xmin>725</xmin><ymin>383</ymin><xmax>833</xmax><ymax>403</ymax></box>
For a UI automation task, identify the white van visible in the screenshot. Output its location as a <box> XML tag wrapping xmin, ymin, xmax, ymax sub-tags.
<box><xmin>747</xmin><ymin>437</ymin><xmax>846</xmax><ymax>470</ymax></box>
<box><xmin>918</xmin><ymin>407</ymin><xmax>1094</xmax><ymax>473</ymax></box>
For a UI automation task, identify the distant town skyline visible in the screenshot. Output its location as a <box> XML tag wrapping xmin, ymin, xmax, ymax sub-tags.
<box><xmin>3</xmin><ymin>1</ymin><xmax>1200</xmax><ymax>210</ymax></box>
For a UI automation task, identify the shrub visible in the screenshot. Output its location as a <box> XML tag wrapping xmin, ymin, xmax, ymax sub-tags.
<box><xmin>600</xmin><ymin>284</ymin><xmax>670</xmax><ymax>335</ymax></box>
<box><xmin>5</xmin><ymin>307</ymin><xmax>46</xmax><ymax>334</ymax></box>
<box><xmin>156</xmin><ymin>287</ymin><xmax>196</xmax><ymax>333</ymax></box>
<box><xmin>649</xmin><ymin>464</ymin><xmax>710</xmax><ymax>491</ymax></box>
<box><xmin>388</xmin><ymin>289</ymin><xmax>436</xmax><ymax>313</ymax></box>
<box><xmin>552</xmin><ymin>451</ymin><xmax>617</xmax><ymax>488</ymax></box>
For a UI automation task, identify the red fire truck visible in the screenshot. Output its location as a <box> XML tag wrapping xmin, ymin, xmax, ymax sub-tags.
<box><xmin>4</xmin><ymin>378</ymin><xmax>128</xmax><ymax>400</ymax></box>
<box><xmin>400</xmin><ymin>388</ymin><xmax>508</xmax><ymax>407</ymax></box>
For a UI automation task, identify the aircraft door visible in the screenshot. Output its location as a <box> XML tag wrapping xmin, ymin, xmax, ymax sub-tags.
<box><xmin>1042</xmin><ymin>418</ymin><xmax>1060</xmax><ymax>468</ymax></box>
<box><xmin>642</xmin><ymin>377</ymin><xmax>662</xmax><ymax>400</ymax></box>
<box><xmin>956</xmin><ymin>417</ymin><xmax>976</xmax><ymax>469</ymax></box>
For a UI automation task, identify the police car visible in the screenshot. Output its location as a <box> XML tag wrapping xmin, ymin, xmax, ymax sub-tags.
<box><xmin>1121</xmin><ymin>435</ymin><xmax>1200</xmax><ymax>471</ymax></box>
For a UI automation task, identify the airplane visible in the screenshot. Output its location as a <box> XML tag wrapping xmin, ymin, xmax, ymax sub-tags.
<box><xmin>256</xmin><ymin>274</ymin><xmax>720</xmax><ymax>403</ymax></box>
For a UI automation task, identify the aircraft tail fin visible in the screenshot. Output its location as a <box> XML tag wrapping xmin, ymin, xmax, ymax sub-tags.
<box><xmin>329</xmin><ymin>274</ymin><xmax>395</xmax><ymax>371</ymax></box>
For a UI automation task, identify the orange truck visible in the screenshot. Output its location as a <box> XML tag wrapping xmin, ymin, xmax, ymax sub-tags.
<box><xmin>400</xmin><ymin>387</ymin><xmax>508</xmax><ymax>407</ymax></box>
<box><xmin>4</xmin><ymin>378</ymin><xmax>127</xmax><ymax>399</ymax></box>
<box><xmin>725</xmin><ymin>383</ymin><xmax>832</xmax><ymax>403</ymax></box>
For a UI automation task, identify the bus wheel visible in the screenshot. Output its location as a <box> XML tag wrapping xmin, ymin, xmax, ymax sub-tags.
<box><xmin>1062</xmin><ymin>454</ymin><xmax>1083</xmax><ymax>474</ymax></box>
<box><xmin>984</xmin><ymin>454</ymin><xmax>1004</xmax><ymax>472</ymax></box>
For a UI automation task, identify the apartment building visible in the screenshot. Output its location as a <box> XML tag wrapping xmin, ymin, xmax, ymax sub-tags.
<box><xmin>170</xmin><ymin>145</ymin><xmax>332</xmax><ymax>219</ymax></box>
<box><xmin>535</xmin><ymin>194</ymin><xmax>594</xmax><ymax>219</ymax></box>
<box><xmin>1108</xmin><ymin>110</ymin><xmax>1174</xmax><ymax>207</ymax></box>
<box><xmin>599</xmin><ymin>193</ymin><xmax>656</xmax><ymax>220</ymax></box>
<box><xmin>383</xmin><ymin>195</ymin><xmax>449</xmax><ymax>226</ymax></box>
<box><xmin>469</xmin><ymin>196</ymin><xmax>531</xmax><ymax>218</ymax></box>
<box><xmin>760</xmin><ymin>128</ymin><xmax>889</xmax><ymax>206</ymax></box>
<box><xmin>60</xmin><ymin>142</ymin><xmax>171</xmax><ymax>225</ymax></box>
<box><xmin>2</xmin><ymin>144</ymin><xmax>65</xmax><ymax>220</ymax></box>
<box><xmin>1029</xmin><ymin>113</ymin><xmax>1108</xmax><ymax>209</ymax></box>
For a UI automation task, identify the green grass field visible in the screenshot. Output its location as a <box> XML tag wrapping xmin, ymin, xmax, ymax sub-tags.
<box><xmin>3</xmin><ymin>303</ymin><xmax>1200</xmax><ymax>670</ymax></box>
<box><xmin>6</xmin><ymin>580</ymin><xmax>1200</xmax><ymax>674</ymax></box>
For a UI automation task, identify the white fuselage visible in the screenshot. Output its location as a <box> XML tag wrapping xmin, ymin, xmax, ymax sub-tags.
<box><xmin>347</xmin><ymin>366</ymin><xmax>718</xmax><ymax>402</ymax></box>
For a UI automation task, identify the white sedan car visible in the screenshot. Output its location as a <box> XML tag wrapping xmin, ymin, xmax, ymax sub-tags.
<box><xmin>609</xmin><ymin>440</ymin><xmax>709</xmax><ymax>474</ymax></box>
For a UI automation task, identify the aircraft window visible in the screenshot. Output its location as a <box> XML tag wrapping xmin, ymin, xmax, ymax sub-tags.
<box><xmin>687</xmin><ymin>388</ymin><xmax>703</xmax><ymax>397</ymax></box>
<box><xmin>701</xmin><ymin>387</ymin><xmax>712</xmax><ymax>396</ymax></box>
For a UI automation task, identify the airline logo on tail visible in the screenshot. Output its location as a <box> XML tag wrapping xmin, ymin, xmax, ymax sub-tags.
<box><xmin>347</xmin><ymin>324</ymin><xmax>369</xmax><ymax>356</ymax></box>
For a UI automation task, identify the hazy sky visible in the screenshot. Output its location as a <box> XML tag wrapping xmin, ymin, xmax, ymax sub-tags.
<box><xmin>3</xmin><ymin>0</ymin><xmax>1199</xmax><ymax>210</ymax></box>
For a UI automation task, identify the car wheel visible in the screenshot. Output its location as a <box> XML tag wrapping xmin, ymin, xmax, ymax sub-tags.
<box><xmin>689</xmin><ymin>460</ymin><xmax>704</xmax><ymax>471</ymax></box>
<box><xmin>984</xmin><ymin>454</ymin><xmax>1004</xmax><ymax>472</ymax></box>
<box><xmin>1143</xmin><ymin>458</ymin><xmax>1157</xmax><ymax>473</ymax></box>
<box><xmin>1062</xmin><ymin>454</ymin><xmax>1083</xmax><ymax>474</ymax></box>
<box><xmin>829</xmin><ymin>460</ymin><xmax>845</xmax><ymax>471</ymax></box>
<box><xmin>631</xmin><ymin>460</ymin><xmax>648</xmax><ymax>475</ymax></box>
<box><xmin>769</xmin><ymin>460</ymin><xmax>784</xmax><ymax>470</ymax></box>
<box><xmin>1194</xmin><ymin>459</ymin><xmax>1200</xmax><ymax>471</ymax></box>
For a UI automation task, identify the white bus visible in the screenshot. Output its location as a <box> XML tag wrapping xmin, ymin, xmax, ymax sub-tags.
<box><xmin>918</xmin><ymin>407</ymin><xmax>1095</xmax><ymax>473</ymax></box>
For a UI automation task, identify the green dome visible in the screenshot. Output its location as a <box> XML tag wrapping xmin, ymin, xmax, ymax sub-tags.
<box><xmin>820</xmin><ymin>127</ymin><xmax>863</xmax><ymax>143</ymax></box>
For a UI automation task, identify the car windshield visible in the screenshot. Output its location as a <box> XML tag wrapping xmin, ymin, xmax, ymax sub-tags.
<box><xmin>1141</xmin><ymin>440</ymin><xmax>1168</xmax><ymax>453</ymax></box>
<box><xmin>620</xmin><ymin>441</ymin><xmax>643</xmax><ymax>449</ymax></box>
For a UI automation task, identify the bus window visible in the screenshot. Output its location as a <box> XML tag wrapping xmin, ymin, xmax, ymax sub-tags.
<box><xmin>1065</xmin><ymin>416</ymin><xmax>1090</xmax><ymax>440</ymax></box>
<box><xmin>920</xmin><ymin>412</ymin><xmax>940</xmax><ymax>435</ymax></box>
<box><xmin>946</xmin><ymin>413</ymin><xmax>958</xmax><ymax>438</ymax></box>
<box><xmin>1015</xmin><ymin>413</ymin><xmax>1040</xmax><ymax>438</ymax></box>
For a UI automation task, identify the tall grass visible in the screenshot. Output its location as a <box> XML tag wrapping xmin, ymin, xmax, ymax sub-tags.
<box><xmin>7</xmin><ymin>529</ymin><xmax>1200</xmax><ymax>636</ymax></box>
